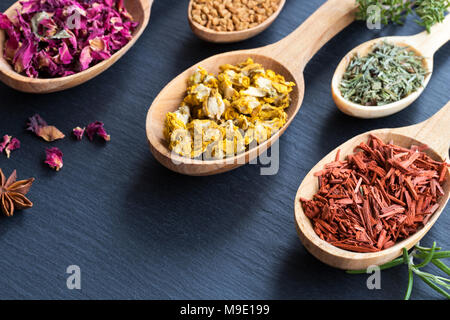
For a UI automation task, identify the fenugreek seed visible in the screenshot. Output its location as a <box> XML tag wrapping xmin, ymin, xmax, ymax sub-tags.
<box><xmin>201</xmin><ymin>7</ymin><xmax>209</xmax><ymax>15</ymax></box>
<box><xmin>193</xmin><ymin>15</ymin><xmax>203</xmax><ymax>25</ymax></box>
<box><xmin>190</xmin><ymin>0</ymin><xmax>280</xmax><ymax>32</ymax></box>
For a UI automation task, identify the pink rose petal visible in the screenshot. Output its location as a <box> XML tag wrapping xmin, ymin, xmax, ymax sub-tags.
<box><xmin>45</xmin><ymin>147</ymin><xmax>63</xmax><ymax>171</ymax></box>
<box><xmin>72</xmin><ymin>127</ymin><xmax>85</xmax><ymax>141</ymax></box>
<box><xmin>86</xmin><ymin>121</ymin><xmax>110</xmax><ymax>142</ymax></box>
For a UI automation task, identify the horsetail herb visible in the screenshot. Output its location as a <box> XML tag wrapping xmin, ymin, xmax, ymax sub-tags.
<box><xmin>339</xmin><ymin>41</ymin><xmax>427</xmax><ymax>106</ymax></box>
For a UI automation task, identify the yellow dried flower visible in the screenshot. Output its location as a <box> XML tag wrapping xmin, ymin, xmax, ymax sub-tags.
<box><xmin>164</xmin><ymin>58</ymin><xmax>295</xmax><ymax>160</ymax></box>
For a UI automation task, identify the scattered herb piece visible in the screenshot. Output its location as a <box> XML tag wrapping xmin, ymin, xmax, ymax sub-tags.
<box><xmin>72</xmin><ymin>126</ymin><xmax>85</xmax><ymax>141</ymax></box>
<box><xmin>347</xmin><ymin>243</ymin><xmax>450</xmax><ymax>300</ymax></box>
<box><xmin>356</xmin><ymin>0</ymin><xmax>450</xmax><ymax>32</ymax></box>
<box><xmin>45</xmin><ymin>147</ymin><xmax>63</xmax><ymax>171</ymax></box>
<box><xmin>0</xmin><ymin>135</ymin><xmax>21</xmax><ymax>158</ymax></box>
<box><xmin>0</xmin><ymin>169</ymin><xmax>34</xmax><ymax>217</ymax></box>
<box><xmin>27</xmin><ymin>114</ymin><xmax>65</xmax><ymax>142</ymax></box>
<box><xmin>339</xmin><ymin>41</ymin><xmax>427</xmax><ymax>106</ymax></box>
<box><xmin>300</xmin><ymin>135</ymin><xmax>448</xmax><ymax>253</ymax></box>
<box><xmin>0</xmin><ymin>0</ymin><xmax>138</xmax><ymax>78</ymax></box>
<box><xmin>86</xmin><ymin>121</ymin><xmax>110</xmax><ymax>141</ymax></box>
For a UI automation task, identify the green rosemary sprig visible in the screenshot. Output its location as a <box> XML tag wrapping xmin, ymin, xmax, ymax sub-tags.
<box><xmin>356</xmin><ymin>0</ymin><xmax>449</xmax><ymax>32</ymax></box>
<box><xmin>347</xmin><ymin>242</ymin><xmax>450</xmax><ymax>300</ymax></box>
<box><xmin>339</xmin><ymin>41</ymin><xmax>427</xmax><ymax>106</ymax></box>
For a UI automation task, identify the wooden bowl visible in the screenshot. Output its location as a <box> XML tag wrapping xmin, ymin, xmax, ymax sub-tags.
<box><xmin>0</xmin><ymin>0</ymin><xmax>152</xmax><ymax>93</ymax></box>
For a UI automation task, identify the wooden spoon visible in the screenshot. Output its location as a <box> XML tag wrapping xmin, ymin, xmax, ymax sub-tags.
<box><xmin>147</xmin><ymin>0</ymin><xmax>358</xmax><ymax>176</ymax></box>
<box><xmin>332</xmin><ymin>14</ymin><xmax>450</xmax><ymax>119</ymax></box>
<box><xmin>188</xmin><ymin>0</ymin><xmax>286</xmax><ymax>43</ymax></box>
<box><xmin>0</xmin><ymin>0</ymin><xmax>153</xmax><ymax>93</ymax></box>
<box><xmin>294</xmin><ymin>101</ymin><xmax>450</xmax><ymax>270</ymax></box>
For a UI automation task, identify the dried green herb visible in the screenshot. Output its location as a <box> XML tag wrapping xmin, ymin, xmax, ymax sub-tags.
<box><xmin>347</xmin><ymin>242</ymin><xmax>450</xmax><ymax>300</ymax></box>
<box><xmin>356</xmin><ymin>0</ymin><xmax>449</xmax><ymax>32</ymax></box>
<box><xmin>339</xmin><ymin>41</ymin><xmax>427</xmax><ymax>106</ymax></box>
<box><xmin>415</xmin><ymin>0</ymin><xmax>450</xmax><ymax>31</ymax></box>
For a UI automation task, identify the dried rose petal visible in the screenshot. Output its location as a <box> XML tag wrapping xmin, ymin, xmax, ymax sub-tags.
<box><xmin>38</xmin><ymin>126</ymin><xmax>66</xmax><ymax>142</ymax></box>
<box><xmin>0</xmin><ymin>135</ymin><xmax>11</xmax><ymax>152</ymax></box>
<box><xmin>89</xmin><ymin>37</ymin><xmax>111</xmax><ymax>60</ymax></box>
<box><xmin>13</xmin><ymin>39</ymin><xmax>35</xmax><ymax>73</ymax></box>
<box><xmin>27</xmin><ymin>114</ymin><xmax>65</xmax><ymax>142</ymax></box>
<box><xmin>0</xmin><ymin>135</ymin><xmax>20</xmax><ymax>158</ymax></box>
<box><xmin>5</xmin><ymin>138</ymin><xmax>20</xmax><ymax>158</ymax></box>
<box><xmin>4</xmin><ymin>36</ymin><xmax>20</xmax><ymax>61</ymax></box>
<box><xmin>26</xmin><ymin>114</ymin><xmax>47</xmax><ymax>133</ymax></box>
<box><xmin>86</xmin><ymin>121</ymin><xmax>110</xmax><ymax>141</ymax></box>
<box><xmin>45</xmin><ymin>147</ymin><xmax>63</xmax><ymax>171</ymax></box>
<box><xmin>79</xmin><ymin>47</ymin><xmax>93</xmax><ymax>71</ymax></box>
<box><xmin>58</xmin><ymin>42</ymin><xmax>73</xmax><ymax>65</ymax></box>
<box><xmin>72</xmin><ymin>127</ymin><xmax>85</xmax><ymax>141</ymax></box>
<box><xmin>96</xmin><ymin>127</ymin><xmax>111</xmax><ymax>142</ymax></box>
<box><xmin>0</xmin><ymin>13</ymin><xmax>13</xmax><ymax>30</ymax></box>
<box><xmin>0</xmin><ymin>1</ymin><xmax>138</xmax><ymax>78</ymax></box>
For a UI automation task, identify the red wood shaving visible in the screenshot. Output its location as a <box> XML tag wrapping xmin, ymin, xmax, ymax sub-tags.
<box><xmin>300</xmin><ymin>135</ymin><xmax>448</xmax><ymax>253</ymax></box>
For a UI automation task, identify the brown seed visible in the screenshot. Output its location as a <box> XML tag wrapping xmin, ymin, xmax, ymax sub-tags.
<box><xmin>190</xmin><ymin>0</ymin><xmax>281</xmax><ymax>32</ymax></box>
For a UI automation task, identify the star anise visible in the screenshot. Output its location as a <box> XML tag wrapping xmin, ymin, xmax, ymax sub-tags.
<box><xmin>0</xmin><ymin>169</ymin><xmax>34</xmax><ymax>217</ymax></box>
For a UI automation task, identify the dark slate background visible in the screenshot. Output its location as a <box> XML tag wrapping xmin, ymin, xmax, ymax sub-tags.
<box><xmin>0</xmin><ymin>0</ymin><xmax>448</xmax><ymax>300</ymax></box>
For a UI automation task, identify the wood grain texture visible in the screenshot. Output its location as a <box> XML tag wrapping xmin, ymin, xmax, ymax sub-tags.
<box><xmin>0</xmin><ymin>0</ymin><xmax>449</xmax><ymax>299</ymax></box>
<box><xmin>0</xmin><ymin>0</ymin><xmax>153</xmax><ymax>93</ymax></box>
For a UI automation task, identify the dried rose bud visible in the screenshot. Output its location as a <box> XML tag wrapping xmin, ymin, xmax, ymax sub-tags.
<box><xmin>27</xmin><ymin>114</ymin><xmax>65</xmax><ymax>142</ymax></box>
<box><xmin>45</xmin><ymin>147</ymin><xmax>63</xmax><ymax>171</ymax></box>
<box><xmin>86</xmin><ymin>121</ymin><xmax>110</xmax><ymax>141</ymax></box>
<box><xmin>5</xmin><ymin>137</ymin><xmax>20</xmax><ymax>158</ymax></box>
<box><xmin>72</xmin><ymin>127</ymin><xmax>85</xmax><ymax>141</ymax></box>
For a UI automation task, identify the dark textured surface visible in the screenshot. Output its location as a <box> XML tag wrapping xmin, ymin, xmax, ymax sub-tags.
<box><xmin>0</xmin><ymin>0</ymin><xmax>449</xmax><ymax>300</ymax></box>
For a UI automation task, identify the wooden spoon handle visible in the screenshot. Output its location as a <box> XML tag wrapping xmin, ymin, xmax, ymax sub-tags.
<box><xmin>394</xmin><ymin>101</ymin><xmax>450</xmax><ymax>159</ymax></box>
<box><xmin>258</xmin><ymin>0</ymin><xmax>358</xmax><ymax>74</ymax></box>
<box><xmin>410</xmin><ymin>13</ymin><xmax>450</xmax><ymax>57</ymax></box>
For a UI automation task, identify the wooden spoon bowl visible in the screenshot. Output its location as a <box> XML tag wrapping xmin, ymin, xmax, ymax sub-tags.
<box><xmin>332</xmin><ymin>14</ymin><xmax>450</xmax><ymax>119</ymax></box>
<box><xmin>147</xmin><ymin>0</ymin><xmax>358</xmax><ymax>176</ymax></box>
<box><xmin>0</xmin><ymin>0</ymin><xmax>153</xmax><ymax>93</ymax></box>
<box><xmin>294</xmin><ymin>101</ymin><xmax>450</xmax><ymax>270</ymax></box>
<box><xmin>147</xmin><ymin>52</ymin><xmax>302</xmax><ymax>176</ymax></box>
<box><xmin>188</xmin><ymin>0</ymin><xmax>286</xmax><ymax>43</ymax></box>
